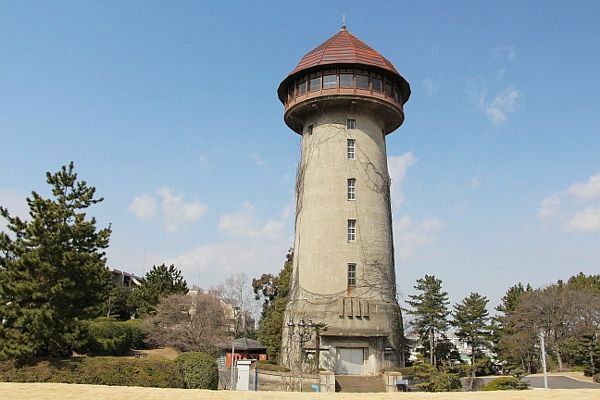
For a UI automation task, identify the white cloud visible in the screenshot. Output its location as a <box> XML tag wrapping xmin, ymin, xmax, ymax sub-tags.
<box><xmin>249</xmin><ymin>152</ymin><xmax>266</xmax><ymax>166</ymax></box>
<box><xmin>219</xmin><ymin>202</ymin><xmax>283</xmax><ymax>239</ymax></box>
<box><xmin>567</xmin><ymin>175</ymin><xmax>600</xmax><ymax>201</ymax></box>
<box><xmin>168</xmin><ymin>241</ymin><xmax>288</xmax><ymax>288</ymax></box>
<box><xmin>538</xmin><ymin>195</ymin><xmax>561</xmax><ymax>220</ymax></box>
<box><xmin>128</xmin><ymin>195</ymin><xmax>157</xmax><ymax>221</ymax></box>
<box><xmin>423</xmin><ymin>78</ymin><xmax>437</xmax><ymax>95</ymax></box>
<box><xmin>388</xmin><ymin>153</ymin><xmax>417</xmax><ymax>208</ymax></box>
<box><xmin>493</xmin><ymin>45</ymin><xmax>516</xmax><ymax>61</ymax></box>
<box><xmin>198</xmin><ymin>153</ymin><xmax>209</xmax><ymax>169</ymax></box>
<box><xmin>483</xmin><ymin>86</ymin><xmax>521</xmax><ymax>125</ymax></box>
<box><xmin>567</xmin><ymin>207</ymin><xmax>600</xmax><ymax>232</ymax></box>
<box><xmin>394</xmin><ymin>216</ymin><xmax>443</xmax><ymax>262</ymax></box>
<box><xmin>494</xmin><ymin>68</ymin><xmax>506</xmax><ymax>81</ymax></box>
<box><xmin>157</xmin><ymin>187</ymin><xmax>208</xmax><ymax>233</ymax></box>
<box><xmin>470</xmin><ymin>175</ymin><xmax>481</xmax><ymax>189</ymax></box>
<box><xmin>538</xmin><ymin>174</ymin><xmax>600</xmax><ymax>233</ymax></box>
<box><xmin>167</xmin><ymin>202</ymin><xmax>294</xmax><ymax>287</ymax></box>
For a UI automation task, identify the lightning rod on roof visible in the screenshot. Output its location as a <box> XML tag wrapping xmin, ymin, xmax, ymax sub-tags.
<box><xmin>342</xmin><ymin>13</ymin><xmax>346</xmax><ymax>30</ymax></box>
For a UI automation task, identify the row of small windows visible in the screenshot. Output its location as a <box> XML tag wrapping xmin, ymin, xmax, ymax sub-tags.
<box><xmin>286</xmin><ymin>68</ymin><xmax>402</xmax><ymax>103</ymax></box>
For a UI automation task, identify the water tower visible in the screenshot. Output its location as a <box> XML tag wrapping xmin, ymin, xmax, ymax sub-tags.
<box><xmin>277</xmin><ymin>25</ymin><xmax>411</xmax><ymax>375</ymax></box>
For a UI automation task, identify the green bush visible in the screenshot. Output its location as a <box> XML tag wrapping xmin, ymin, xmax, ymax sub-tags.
<box><xmin>482</xmin><ymin>376</ymin><xmax>529</xmax><ymax>391</ymax></box>
<box><xmin>0</xmin><ymin>357</ymin><xmax>184</xmax><ymax>388</ymax></box>
<box><xmin>256</xmin><ymin>360</ymin><xmax>290</xmax><ymax>372</ymax></box>
<box><xmin>175</xmin><ymin>352</ymin><xmax>218</xmax><ymax>390</ymax></box>
<box><xmin>87</xmin><ymin>318</ymin><xmax>144</xmax><ymax>356</ymax></box>
<box><xmin>122</xmin><ymin>319</ymin><xmax>146</xmax><ymax>348</ymax></box>
<box><xmin>410</xmin><ymin>364</ymin><xmax>461</xmax><ymax>392</ymax></box>
<box><xmin>594</xmin><ymin>373</ymin><xmax>600</xmax><ymax>383</ymax></box>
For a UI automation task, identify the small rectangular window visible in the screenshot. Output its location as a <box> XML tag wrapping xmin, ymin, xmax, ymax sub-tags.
<box><xmin>356</xmin><ymin>74</ymin><xmax>369</xmax><ymax>89</ymax></box>
<box><xmin>340</xmin><ymin>73</ymin><xmax>353</xmax><ymax>88</ymax></box>
<box><xmin>347</xmin><ymin>263</ymin><xmax>356</xmax><ymax>287</ymax></box>
<box><xmin>298</xmin><ymin>80</ymin><xmax>307</xmax><ymax>95</ymax></box>
<box><xmin>309</xmin><ymin>76</ymin><xmax>322</xmax><ymax>92</ymax></box>
<box><xmin>323</xmin><ymin>74</ymin><xmax>337</xmax><ymax>89</ymax></box>
<box><xmin>372</xmin><ymin>76</ymin><xmax>383</xmax><ymax>92</ymax></box>
<box><xmin>347</xmin><ymin>139</ymin><xmax>355</xmax><ymax>159</ymax></box>
<box><xmin>347</xmin><ymin>178</ymin><xmax>356</xmax><ymax>200</ymax></box>
<box><xmin>346</xmin><ymin>119</ymin><xmax>356</xmax><ymax>129</ymax></box>
<box><xmin>385</xmin><ymin>82</ymin><xmax>393</xmax><ymax>97</ymax></box>
<box><xmin>347</xmin><ymin>219</ymin><xmax>356</xmax><ymax>242</ymax></box>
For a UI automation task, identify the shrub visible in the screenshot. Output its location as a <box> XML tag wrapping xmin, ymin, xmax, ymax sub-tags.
<box><xmin>175</xmin><ymin>352</ymin><xmax>218</xmax><ymax>389</ymax></box>
<box><xmin>0</xmin><ymin>357</ymin><xmax>184</xmax><ymax>388</ymax></box>
<box><xmin>594</xmin><ymin>373</ymin><xmax>600</xmax><ymax>383</ymax></box>
<box><xmin>87</xmin><ymin>318</ymin><xmax>144</xmax><ymax>356</ymax></box>
<box><xmin>410</xmin><ymin>364</ymin><xmax>461</xmax><ymax>392</ymax></box>
<box><xmin>482</xmin><ymin>376</ymin><xmax>529</xmax><ymax>391</ymax></box>
<box><xmin>256</xmin><ymin>361</ymin><xmax>290</xmax><ymax>372</ymax></box>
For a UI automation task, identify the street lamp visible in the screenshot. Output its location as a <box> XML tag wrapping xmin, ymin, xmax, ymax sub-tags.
<box><xmin>287</xmin><ymin>318</ymin><xmax>314</xmax><ymax>392</ymax></box>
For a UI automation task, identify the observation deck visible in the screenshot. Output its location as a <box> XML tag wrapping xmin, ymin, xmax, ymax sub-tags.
<box><xmin>277</xmin><ymin>27</ymin><xmax>411</xmax><ymax>135</ymax></box>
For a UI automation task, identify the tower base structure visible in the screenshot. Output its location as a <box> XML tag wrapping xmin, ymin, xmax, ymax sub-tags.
<box><xmin>282</xmin><ymin>298</ymin><xmax>404</xmax><ymax>375</ymax></box>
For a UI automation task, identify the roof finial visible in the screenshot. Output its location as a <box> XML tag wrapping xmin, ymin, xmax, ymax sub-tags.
<box><xmin>341</xmin><ymin>13</ymin><xmax>346</xmax><ymax>30</ymax></box>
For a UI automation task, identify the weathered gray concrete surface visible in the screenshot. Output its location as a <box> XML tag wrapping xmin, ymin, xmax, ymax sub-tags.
<box><xmin>282</xmin><ymin>109</ymin><xmax>402</xmax><ymax>375</ymax></box>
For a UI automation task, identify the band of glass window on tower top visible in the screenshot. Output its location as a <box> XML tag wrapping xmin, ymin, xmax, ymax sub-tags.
<box><xmin>285</xmin><ymin>66</ymin><xmax>404</xmax><ymax>105</ymax></box>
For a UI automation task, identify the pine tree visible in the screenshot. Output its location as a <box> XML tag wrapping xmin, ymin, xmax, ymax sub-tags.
<box><xmin>452</xmin><ymin>292</ymin><xmax>490</xmax><ymax>365</ymax></box>
<box><xmin>0</xmin><ymin>162</ymin><xmax>111</xmax><ymax>359</ymax></box>
<box><xmin>129</xmin><ymin>263</ymin><xmax>188</xmax><ymax>316</ymax></box>
<box><xmin>406</xmin><ymin>274</ymin><xmax>450</xmax><ymax>366</ymax></box>
<box><xmin>493</xmin><ymin>282</ymin><xmax>536</xmax><ymax>373</ymax></box>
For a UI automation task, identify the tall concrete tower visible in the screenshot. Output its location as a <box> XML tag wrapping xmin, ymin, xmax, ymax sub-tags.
<box><xmin>277</xmin><ymin>26</ymin><xmax>411</xmax><ymax>375</ymax></box>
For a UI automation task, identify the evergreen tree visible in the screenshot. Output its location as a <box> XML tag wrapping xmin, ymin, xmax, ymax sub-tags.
<box><xmin>452</xmin><ymin>292</ymin><xmax>490</xmax><ymax>365</ymax></box>
<box><xmin>256</xmin><ymin>250</ymin><xmax>293</xmax><ymax>362</ymax></box>
<box><xmin>406</xmin><ymin>274</ymin><xmax>450</xmax><ymax>366</ymax></box>
<box><xmin>129</xmin><ymin>263</ymin><xmax>188</xmax><ymax>316</ymax></box>
<box><xmin>102</xmin><ymin>282</ymin><xmax>134</xmax><ymax>320</ymax></box>
<box><xmin>493</xmin><ymin>282</ymin><xmax>535</xmax><ymax>373</ymax></box>
<box><xmin>0</xmin><ymin>162</ymin><xmax>111</xmax><ymax>359</ymax></box>
<box><xmin>496</xmin><ymin>282</ymin><xmax>533</xmax><ymax>315</ymax></box>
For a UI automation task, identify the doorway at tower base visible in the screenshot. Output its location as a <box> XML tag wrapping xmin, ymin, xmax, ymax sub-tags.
<box><xmin>309</xmin><ymin>335</ymin><xmax>398</xmax><ymax>375</ymax></box>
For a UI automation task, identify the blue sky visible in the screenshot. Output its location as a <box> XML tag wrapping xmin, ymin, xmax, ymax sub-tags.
<box><xmin>1</xmin><ymin>1</ymin><xmax>599</xmax><ymax>311</ymax></box>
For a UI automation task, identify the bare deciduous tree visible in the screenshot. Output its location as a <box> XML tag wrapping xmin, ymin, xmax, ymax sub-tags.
<box><xmin>215</xmin><ymin>273</ymin><xmax>258</xmax><ymax>338</ymax></box>
<box><xmin>148</xmin><ymin>292</ymin><xmax>228</xmax><ymax>354</ymax></box>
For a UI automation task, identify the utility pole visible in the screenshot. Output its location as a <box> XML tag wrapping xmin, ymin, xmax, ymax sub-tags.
<box><xmin>539</xmin><ymin>330</ymin><xmax>548</xmax><ymax>389</ymax></box>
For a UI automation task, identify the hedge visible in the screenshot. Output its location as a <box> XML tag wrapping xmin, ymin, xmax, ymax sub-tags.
<box><xmin>87</xmin><ymin>318</ymin><xmax>144</xmax><ymax>356</ymax></box>
<box><xmin>0</xmin><ymin>357</ymin><xmax>184</xmax><ymax>388</ymax></box>
<box><xmin>482</xmin><ymin>376</ymin><xmax>529</xmax><ymax>391</ymax></box>
<box><xmin>256</xmin><ymin>361</ymin><xmax>290</xmax><ymax>372</ymax></box>
<box><xmin>175</xmin><ymin>352</ymin><xmax>218</xmax><ymax>390</ymax></box>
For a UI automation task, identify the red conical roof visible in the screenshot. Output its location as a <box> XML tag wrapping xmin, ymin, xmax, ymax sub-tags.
<box><xmin>287</xmin><ymin>27</ymin><xmax>399</xmax><ymax>77</ymax></box>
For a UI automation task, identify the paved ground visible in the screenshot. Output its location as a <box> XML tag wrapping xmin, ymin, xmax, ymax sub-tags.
<box><xmin>2</xmin><ymin>383</ymin><xmax>600</xmax><ymax>400</ymax></box>
<box><xmin>524</xmin><ymin>375</ymin><xmax>600</xmax><ymax>389</ymax></box>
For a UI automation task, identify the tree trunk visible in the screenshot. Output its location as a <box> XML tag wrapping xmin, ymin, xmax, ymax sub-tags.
<box><xmin>590</xmin><ymin>345</ymin><xmax>596</xmax><ymax>376</ymax></box>
<box><xmin>553</xmin><ymin>343</ymin><xmax>564</xmax><ymax>371</ymax></box>
<box><xmin>315</xmin><ymin>331</ymin><xmax>320</xmax><ymax>372</ymax></box>
<box><xmin>429</xmin><ymin>328</ymin><xmax>435</xmax><ymax>365</ymax></box>
<box><xmin>471</xmin><ymin>342</ymin><xmax>476</xmax><ymax>366</ymax></box>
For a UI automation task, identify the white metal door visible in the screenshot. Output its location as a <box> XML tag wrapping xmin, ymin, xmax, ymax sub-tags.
<box><xmin>337</xmin><ymin>348</ymin><xmax>364</xmax><ymax>375</ymax></box>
